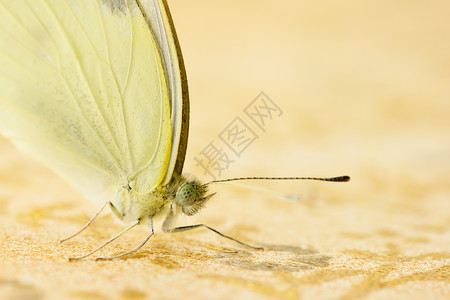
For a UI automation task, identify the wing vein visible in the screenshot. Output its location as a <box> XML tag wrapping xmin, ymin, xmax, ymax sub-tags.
<box><xmin>64</xmin><ymin>0</ymin><xmax>125</xmax><ymax>167</ymax></box>
<box><xmin>0</xmin><ymin>55</ymin><xmax>97</xmax><ymax>119</ymax></box>
<box><xmin>0</xmin><ymin>1</ymin><xmax>61</xmax><ymax>70</ymax></box>
<box><xmin>0</xmin><ymin>96</ymin><xmax>118</xmax><ymax>177</ymax></box>
<box><xmin>120</xmin><ymin>0</ymin><xmax>135</xmax><ymax>170</ymax></box>
<box><xmin>122</xmin><ymin>0</ymin><xmax>133</xmax><ymax>97</ymax></box>
<box><xmin>95</xmin><ymin>0</ymin><xmax>134</xmax><ymax>171</ymax></box>
<box><xmin>28</xmin><ymin>0</ymin><xmax>123</xmax><ymax>174</ymax></box>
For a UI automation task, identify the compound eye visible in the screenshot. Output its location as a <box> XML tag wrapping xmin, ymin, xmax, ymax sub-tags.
<box><xmin>176</xmin><ymin>184</ymin><xmax>197</xmax><ymax>206</ymax></box>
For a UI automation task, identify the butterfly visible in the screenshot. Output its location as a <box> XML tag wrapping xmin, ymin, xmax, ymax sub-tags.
<box><xmin>0</xmin><ymin>0</ymin><xmax>349</xmax><ymax>260</ymax></box>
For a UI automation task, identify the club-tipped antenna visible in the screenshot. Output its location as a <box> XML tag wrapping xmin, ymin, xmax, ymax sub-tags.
<box><xmin>209</xmin><ymin>175</ymin><xmax>350</xmax><ymax>184</ymax></box>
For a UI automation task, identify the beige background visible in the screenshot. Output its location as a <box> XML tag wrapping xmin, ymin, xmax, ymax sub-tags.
<box><xmin>1</xmin><ymin>0</ymin><xmax>449</xmax><ymax>299</ymax></box>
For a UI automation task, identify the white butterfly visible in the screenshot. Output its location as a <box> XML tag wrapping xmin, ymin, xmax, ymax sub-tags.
<box><xmin>0</xmin><ymin>0</ymin><xmax>349</xmax><ymax>260</ymax></box>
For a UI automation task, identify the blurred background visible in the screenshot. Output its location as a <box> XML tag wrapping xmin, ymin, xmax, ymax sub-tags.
<box><xmin>177</xmin><ymin>0</ymin><xmax>449</xmax><ymax>180</ymax></box>
<box><xmin>175</xmin><ymin>0</ymin><xmax>450</xmax><ymax>238</ymax></box>
<box><xmin>0</xmin><ymin>1</ymin><xmax>448</xmax><ymax>299</ymax></box>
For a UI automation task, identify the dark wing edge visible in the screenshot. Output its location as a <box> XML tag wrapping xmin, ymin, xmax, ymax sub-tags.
<box><xmin>160</xmin><ymin>0</ymin><xmax>189</xmax><ymax>178</ymax></box>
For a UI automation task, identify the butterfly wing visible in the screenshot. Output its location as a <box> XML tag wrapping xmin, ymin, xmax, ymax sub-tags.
<box><xmin>136</xmin><ymin>0</ymin><xmax>190</xmax><ymax>184</ymax></box>
<box><xmin>0</xmin><ymin>0</ymin><xmax>185</xmax><ymax>204</ymax></box>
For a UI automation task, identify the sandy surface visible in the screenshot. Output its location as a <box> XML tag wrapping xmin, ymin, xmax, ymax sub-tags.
<box><xmin>0</xmin><ymin>0</ymin><xmax>449</xmax><ymax>299</ymax></box>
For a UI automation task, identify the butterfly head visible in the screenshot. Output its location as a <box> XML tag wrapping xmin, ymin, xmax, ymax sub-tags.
<box><xmin>175</xmin><ymin>180</ymin><xmax>215</xmax><ymax>216</ymax></box>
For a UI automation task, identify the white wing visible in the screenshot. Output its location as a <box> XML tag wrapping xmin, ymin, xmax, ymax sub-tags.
<box><xmin>0</xmin><ymin>0</ymin><xmax>184</xmax><ymax>205</ymax></box>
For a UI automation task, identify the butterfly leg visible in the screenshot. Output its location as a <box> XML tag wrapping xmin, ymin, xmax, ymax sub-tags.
<box><xmin>60</xmin><ymin>201</ymin><xmax>109</xmax><ymax>243</ymax></box>
<box><xmin>163</xmin><ymin>223</ymin><xmax>264</xmax><ymax>250</ymax></box>
<box><xmin>68</xmin><ymin>220</ymin><xmax>140</xmax><ymax>261</ymax></box>
<box><xmin>96</xmin><ymin>218</ymin><xmax>154</xmax><ymax>261</ymax></box>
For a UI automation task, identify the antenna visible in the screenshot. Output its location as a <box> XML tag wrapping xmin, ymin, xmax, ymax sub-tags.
<box><xmin>209</xmin><ymin>175</ymin><xmax>350</xmax><ymax>184</ymax></box>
